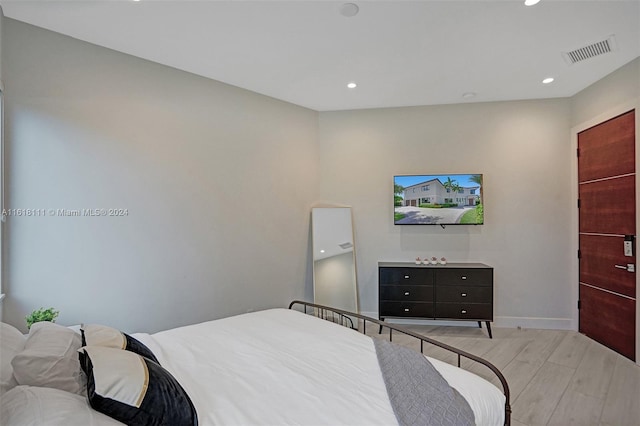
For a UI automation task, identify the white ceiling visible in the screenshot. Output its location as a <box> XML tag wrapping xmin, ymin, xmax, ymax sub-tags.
<box><xmin>1</xmin><ymin>0</ymin><xmax>639</xmax><ymax>111</ymax></box>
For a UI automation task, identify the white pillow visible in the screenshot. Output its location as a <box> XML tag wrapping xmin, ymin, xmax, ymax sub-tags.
<box><xmin>0</xmin><ymin>385</ymin><xmax>124</xmax><ymax>426</ymax></box>
<box><xmin>11</xmin><ymin>321</ymin><xmax>85</xmax><ymax>394</ymax></box>
<box><xmin>0</xmin><ymin>323</ymin><xmax>27</xmax><ymax>395</ymax></box>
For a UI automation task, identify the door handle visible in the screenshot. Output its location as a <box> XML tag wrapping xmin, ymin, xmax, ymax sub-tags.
<box><xmin>615</xmin><ymin>264</ymin><xmax>635</xmax><ymax>272</ymax></box>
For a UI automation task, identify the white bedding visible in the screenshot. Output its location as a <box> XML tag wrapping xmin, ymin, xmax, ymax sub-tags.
<box><xmin>133</xmin><ymin>308</ymin><xmax>505</xmax><ymax>426</ymax></box>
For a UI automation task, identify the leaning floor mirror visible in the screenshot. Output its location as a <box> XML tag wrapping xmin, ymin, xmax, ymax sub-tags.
<box><xmin>311</xmin><ymin>207</ymin><xmax>359</xmax><ymax>314</ymax></box>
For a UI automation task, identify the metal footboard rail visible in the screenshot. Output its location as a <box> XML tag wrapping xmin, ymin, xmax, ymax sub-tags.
<box><xmin>288</xmin><ymin>300</ymin><xmax>511</xmax><ymax>426</ymax></box>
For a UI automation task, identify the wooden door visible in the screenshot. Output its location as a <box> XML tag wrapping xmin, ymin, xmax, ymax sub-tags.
<box><xmin>578</xmin><ymin>109</ymin><xmax>636</xmax><ymax>361</ymax></box>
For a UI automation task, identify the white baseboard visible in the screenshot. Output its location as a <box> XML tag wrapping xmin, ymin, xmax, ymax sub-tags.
<box><xmin>361</xmin><ymin>311</ymin><xmax>574</xmax><ymax>331</ymax></box>
<box><xmin>493</xmin><ymin>316</ymin><xmax>574</xmax><ymax>330</ymax></box>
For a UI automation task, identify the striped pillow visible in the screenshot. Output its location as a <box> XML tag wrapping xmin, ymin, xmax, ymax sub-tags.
<box><xmin>81</xmin><ymin>324</ymin><xmax>159</xmax><ymax>364</ymax></box>
<box><xmin>79</xmin><ymin>346</ymin><xmax>197</xmax><ymax>426</ymax></box>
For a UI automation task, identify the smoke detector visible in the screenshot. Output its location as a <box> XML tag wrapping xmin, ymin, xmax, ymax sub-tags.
<box><xmin>562</xmin><ymin>35</ymin><xmax>618</xmax><ymax>65</ymax></box>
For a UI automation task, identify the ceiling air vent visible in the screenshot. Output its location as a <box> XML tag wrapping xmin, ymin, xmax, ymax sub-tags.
<box><xmin>338</xmin><ymin>242</ymin><xmax>353</xmax><ymax>250</ymax></box>
<box><xmin>562</xmin><ymin>35</ymin><xmax>617</xmax><ymax>65</ymax></box>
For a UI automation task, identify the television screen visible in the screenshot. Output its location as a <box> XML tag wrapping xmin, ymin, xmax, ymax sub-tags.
<box><xmin>394</xmin><ymin>174</ymin><xmax>483</xmax><ymax>225</ymax></box>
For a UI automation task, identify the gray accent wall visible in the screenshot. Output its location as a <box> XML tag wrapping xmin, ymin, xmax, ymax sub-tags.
<box><xmin>2</xmin><ymin>19</ymin><xmax>318</xmax><ymax>332</ymax></box>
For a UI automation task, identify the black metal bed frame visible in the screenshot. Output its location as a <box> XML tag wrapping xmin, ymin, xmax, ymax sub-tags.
<box><xmin>288</xmin><ymin>300</ymin><xmax>511</xmax><ymax>426</ymax></box>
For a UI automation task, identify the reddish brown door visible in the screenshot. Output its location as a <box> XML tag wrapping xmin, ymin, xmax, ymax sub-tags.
<box><xmin>578</xmin><ymin>109</ymin><xmax>636</xmax><ymax>361</ymax></box>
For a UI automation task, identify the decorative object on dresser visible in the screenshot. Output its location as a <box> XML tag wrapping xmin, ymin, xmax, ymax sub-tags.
<box><xmin>378</xmin><ymin>262</ymin><xmax>494</xmax><ymax>338</ymax></box>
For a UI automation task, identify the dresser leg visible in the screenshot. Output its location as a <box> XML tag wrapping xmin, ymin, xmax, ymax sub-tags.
<box><xmin>477</xmin><ymin>321</ymin><xmax>482</xmax><ymax>328</ymax></box>
<box><xmin>485</xmin><ymin>321</ymin><xmax>493</xmax><ymax>339</ymax></box>
<box><xmin>378</xmin><ymin>318</ymin><xmax>385</xmax><ymax>334</ymax></box>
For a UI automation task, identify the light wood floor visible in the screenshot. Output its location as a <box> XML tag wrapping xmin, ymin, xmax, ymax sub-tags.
<box><xmin>364</xmin><ymin>322</ymin><xmax>640</xmax><ymax>426</ymax></box>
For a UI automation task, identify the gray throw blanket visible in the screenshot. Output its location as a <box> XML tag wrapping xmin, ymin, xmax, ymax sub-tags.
<box><xmin>373</xmin><ymin>338</ymin><xmax>475</xmax><ymax>426</ymax></box>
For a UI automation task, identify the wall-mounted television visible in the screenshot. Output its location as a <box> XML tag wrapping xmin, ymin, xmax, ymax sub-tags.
<box><xmin>394</xmin><ymin>174</ymin><xmax>483</xmax><ymax>225</ymax></box>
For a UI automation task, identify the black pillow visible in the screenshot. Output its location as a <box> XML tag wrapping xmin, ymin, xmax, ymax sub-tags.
<box><xmin>81</xmin><ymin>324</ymin><xmax>160</xmax><ymax>364</ymax></box>
<box><xmin>79</xmin><ymin>346</ymin><xmax>198</xmax><ymax>426</ymax></box>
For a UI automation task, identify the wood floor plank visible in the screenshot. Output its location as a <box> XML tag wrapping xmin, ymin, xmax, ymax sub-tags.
<box><xmin>568</xmin><ymin>339</ymin><xmax>617</xmax><ymax>399</ymax></box>
<box><xmin>472</xmin><ymin>335</ymin><xmax>530</xmax><ymax>370</ymax></box>
<box><xmin>499</xmin><ymin>359</ymin><xmax>544</xmax><ymax>403</ymax></box>
<box><xmin>599</xmin><ymin>355</ymin><xmax>640</xmax><ymax>426</ymax></box>
<box><xmin>515</xmin><ymin>329</ymin><xmax>567</xmax><ymax>368</ymax></box>
<box><xmin>464</xmin><ymin>337</ymin><xmax>532</xmax><ymax>383</ymax></box>
<box><xmin>511</xmin><ymin>362</ymin><xmax>574</xmax><ymax>425</ymax></box>
<box><xmin>547</xmin><ymin>331</ymin><xmax>590</xmax><ymax>369</ymax></box>
<box><xmin>545</xmin><ymin>338</ymin><xmax>618</xmax><ymax>425</ymax></box>
<box><xmin>547</xmin><ymin>390</ymin><xmax>604</xmax><ymax>426</ymax></box>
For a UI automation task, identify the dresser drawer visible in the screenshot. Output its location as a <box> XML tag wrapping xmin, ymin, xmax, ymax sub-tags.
<box><xmin>435</xmin><ymin>303</ymin><xmax>492</xmax><ymax>320</ymax></box>
<box><xmin>434</xmin><ymin>268</ymin><xmax>492</xmax><ymax>286</ymax></box>
<box><xmin>380</xmin><ymin>301</ymin><xmax>434</xmax><ymax>318</ymax></box>
<box><xmin>436</xmin><ymin>286</ymin><xmax>492</xmax><ymax>303</ymax></box>
<box><xmin>379</xmin><ymin>267</ymin><xmax>433</xmax><ymax>286</ymax></box>
<box><xmin>380</xmin><ymin>285</ymin><xmax>434</xmax><ymax>302</ymax></box>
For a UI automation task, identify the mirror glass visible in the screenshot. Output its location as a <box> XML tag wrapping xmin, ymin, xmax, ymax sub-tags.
<box><xmin>311</xmin><ymin>207</ymin><xmax>358</xmax><ymax>313</ymax></box>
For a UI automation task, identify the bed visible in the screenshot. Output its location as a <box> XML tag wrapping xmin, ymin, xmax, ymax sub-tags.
<box><xmin>0</xmin><ymin>300</ymin><xmax>510</xmax><ymax>426</ymax></box>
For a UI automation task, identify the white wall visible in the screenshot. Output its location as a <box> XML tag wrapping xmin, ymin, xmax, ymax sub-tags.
<box><xmin>571</xmin><ymin>58</ymin><xmax>640</xmax><ymax>126</ymax></box>
<box><xmin>0</xmin><ymin>7</ymin><xmax>4</xmax><ymax>323</ymax></box>
<box><xmin>318</xmin><ymin>99</ymin><xmax>574</xmax><ymax>328</ymax></box>
<box><xmin>2</xmin><ymin>16</ymin><xmax>636</xmax><ymax>337</ymax></box>
<box><xmin>2</xmin><ymin>19</ymin><xmax>319</xmax><ymax>333</ymax></box>
<box><xmin>0</xmin><ymin>5</ymin><xmax>3</xmax><ymax>81</ymax></box>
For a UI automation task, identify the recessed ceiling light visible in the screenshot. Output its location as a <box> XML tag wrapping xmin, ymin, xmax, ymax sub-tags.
<box><xmin>462</xmin><ymin>92</ymin><xmax>476</xmax><ymax>99</ymax></box>
<box><xmin>320</xmin><ymin>249</ymin><xmax>325</xmax><ymax>253</ymax></box>
<box><xmin>347</xmin><ymin>82</ymin><xmax>357</xmax><ymax>89</ymax></box>
<box><xmin>524</xmin><ymin>0</ymin><xmax>541</xmax><ymax>6</ymax></box>
<box><xmin>340</xmin><ymin>3</ymin><xmax>360</xmax><ymax>17</ymax></box>
<box><xmin>542</xmin><ymin>77</ymin><xmax>554</xmax><ymax>84</ymax></box>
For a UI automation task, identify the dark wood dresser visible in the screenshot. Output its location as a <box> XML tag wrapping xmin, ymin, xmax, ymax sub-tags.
<box><xmin>378</xmin><ymin>262</ymin><xmax>494</xmax><ymax>337</ymax></box>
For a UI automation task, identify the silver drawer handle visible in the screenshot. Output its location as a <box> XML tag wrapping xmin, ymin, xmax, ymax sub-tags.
<box><xmin>404</xmin><ymin>275</ymin><xmax>410</xmax><ymax>279</ymax></box>
<box><xmin>461</xmin><ymin>276</ymin><xmax>467</xmax><ymax>280</ymax></box>
<box><xmin>461</xmin><ymin>310</ymin><xmax>467</xmax><ymax>314</ymax></box>
<box><xmin>461</xmin><ymin>293</ymin><xmax>467</xmax><ymax>297</ymax></box>
<box><xmin>404</xmin><ymin>308</ymin><xmax>410</xmax><ymax>312</ymax></box>
<box><xmin>404</xmin><ymin>292</ymin><xmax>410</xmax><ymax>296</ymax></box>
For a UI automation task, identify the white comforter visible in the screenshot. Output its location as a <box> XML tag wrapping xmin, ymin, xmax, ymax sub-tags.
<box><xmin>133</xmin><ymin>309</ymin><xmax>505</xmax><ymax>426</ymax></box>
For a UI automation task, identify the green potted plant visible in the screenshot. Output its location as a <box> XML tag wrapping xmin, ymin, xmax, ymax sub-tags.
<box><xmin>25</xmin><ymin>307</ymin><xmax>60</xmax><ymax>329</ymax></box>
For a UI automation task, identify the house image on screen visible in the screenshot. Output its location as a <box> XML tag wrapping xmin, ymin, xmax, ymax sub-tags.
<box><xmin>402</xmin><ymin>179</ymin><xmax>480</xmax><ymax>207</ymax></box>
